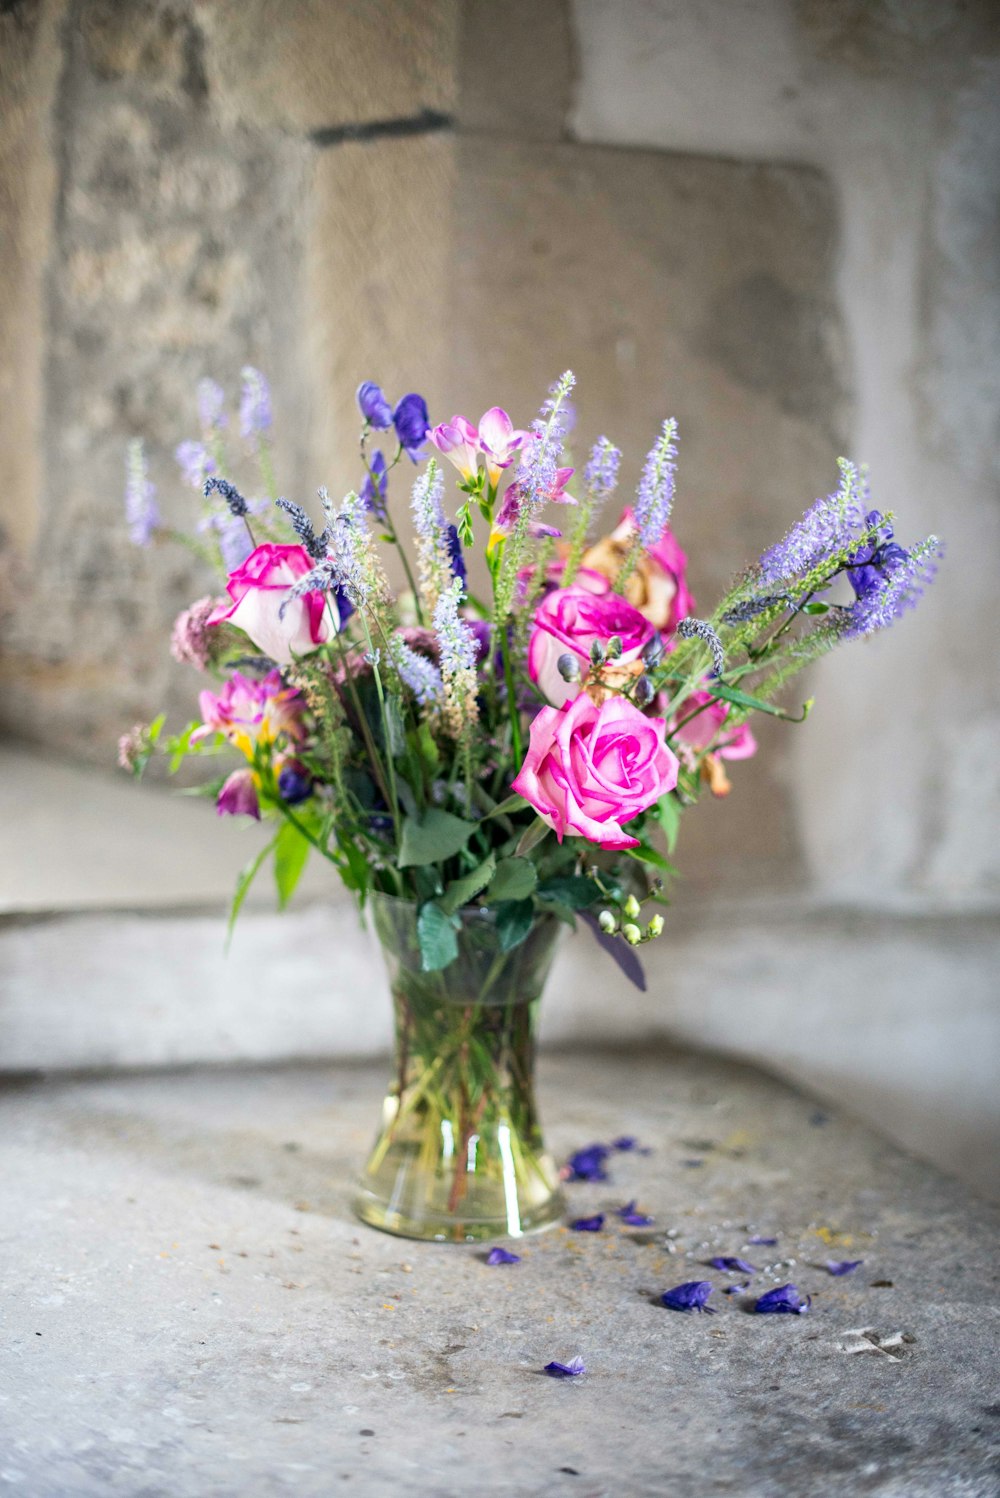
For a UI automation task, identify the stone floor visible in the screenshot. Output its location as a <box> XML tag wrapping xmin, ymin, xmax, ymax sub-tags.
<box><xmin>1</xmin><ymin>1050</ymin><xmax>997</xmax><ymax>1496</ymax></box>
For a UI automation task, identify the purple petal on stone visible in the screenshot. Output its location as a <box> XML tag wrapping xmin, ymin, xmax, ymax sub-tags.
<box><xmin>617</xmin><ymin>1201</ymin><xmax>654</xmax><ymax>1227</ymax></box>
<box><xmin>754</xmin><ymin>1284</ymin><xmax>811</xmax><ymax>1315</ymax></box>
<box><xmin>722</xmin><ymin>1283</ymin><xmax>750</xmax><ymax>1295</ymax></box>
<box><xmin>709</xmin><ymin>1257</ymin><xmax>758</xmax><ymax>1274</ymax></box>
<box><xmin>660</xmin><ymin>1281</ymin><xmax>716</xmax><ymax>1314</ymax></box>
<box><xmin>543</xmin><ymin>1357</ymin><xmax>585</xmax><ymax>1378</ymax></box>
<box><xmin>825</xmin><ymin>1259</ymin><xmax>863</xmax><ymax>1276</ymax></box>
<box><xmin>613</xmin><ymin>1136</ymin><xmax>637</xmax><ymax>1151</ymax></box>
<box><xmin>747</xmin><ymin>1236</ymin><xmax>778</xmax><ymax>1246</ymax></box>
<box><xmin>486</xmin><ymin>1247</ymin><xmax>521</xmax><ymax>1265</ymax></box>
<box><xmin>565</xmin><ymin>1144</ymin><xmax>610</xmax><ymax>1182</ymax></box>
<box><xmin>570</xmin><ymin>1214</ymin><xmax>605</xmax><ymax>1233</ymax></box>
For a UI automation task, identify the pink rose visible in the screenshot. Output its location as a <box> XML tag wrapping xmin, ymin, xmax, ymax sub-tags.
<box><xmin>528</xmin><ymin>584</ymin><xmax>656</xmax><ymax>707</ymax></box>
<box><xmin>670</xmin><ymin>690</ymin><xmax>757</xmax><ymax>761</ymax></box>
<box><xmin>209</xmin><ymin>543</ymin><xmax>336</xmax><ymax>666</ymax></box>
<box><xmin>512</xmin><ymin>693</ymin><xmax>679</xmax><ymax>851</ymax></box>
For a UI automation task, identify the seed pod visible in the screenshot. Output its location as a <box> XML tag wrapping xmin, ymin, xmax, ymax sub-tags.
<box><xmin>634</xmin><ymin>674</ymin><xmax>655</xmax><ymax>708</ymax></box>
<box><xmin>557</xmin><ymin>652</ymin><xmax>582</xmax><ymax>682</ymax></box>
<box><xmin>641</xmin><ymin>633</ymin><xmax>665</xmax><ymax>666</ymax></box>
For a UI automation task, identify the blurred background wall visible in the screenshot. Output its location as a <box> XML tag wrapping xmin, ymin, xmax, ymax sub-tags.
<box><xmin>1</xmin><ymin>0</ymin><xmax>997</xmax><ymax>1196</ymax></box>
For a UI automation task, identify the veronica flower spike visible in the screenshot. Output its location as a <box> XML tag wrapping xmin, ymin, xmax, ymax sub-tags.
<box><xmin>478</xmin><ymin>407</ymin><xmax>528</xmax><ymax>487</ymax></box>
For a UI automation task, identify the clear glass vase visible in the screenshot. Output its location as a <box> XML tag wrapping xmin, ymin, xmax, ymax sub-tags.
<box><xmin>353</xmin><ymin>894</ymin><xmax>566</xmax><ymax>1243</ymax></box>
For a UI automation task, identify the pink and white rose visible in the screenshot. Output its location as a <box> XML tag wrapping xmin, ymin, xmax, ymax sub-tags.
<box><xmin>528</xmin><ymin>583</ymin><xmax>656</xmax><ymax>707</ymax></box>
<box><xmin>512</xmin><ymin>693</ymin><xmax>679</xmax><ymax>851</ymax></box>
<box><xmin>209</xmin><ymin>543</ymin><xmax>336</xmax><ymax>666</ymax></box>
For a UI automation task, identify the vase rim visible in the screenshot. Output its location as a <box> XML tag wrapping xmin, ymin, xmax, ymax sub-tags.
<box><xmin>371</xmin><ymin>889</ymin><xmax>558</xmax><ymax>928</ymax></box>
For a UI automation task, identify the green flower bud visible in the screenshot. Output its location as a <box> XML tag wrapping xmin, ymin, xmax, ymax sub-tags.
<box><xmin>598</xmin><ymin>909</ymin><xmax>617</xmax><ymax>934</ymax></box>
<box><xmin>623</xmin><ymin>894</ymin><xmax>641</xmax><ymax>920</ymax></box>
<box><xmin>622</xmin><ymin>923</ymin><xmax>642</xmax><ymax>946</ymax></box>
<box><xmin>647</xmin><ymin>914</ymin><xmax>664</xmax><ymax>938</ymax></box>
<box><xmin>589</xmin><ymin>638</ymin><xmax>606</xmax><ymax>668</ymax></box>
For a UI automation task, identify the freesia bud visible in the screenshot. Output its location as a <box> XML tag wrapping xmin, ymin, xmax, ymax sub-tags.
<box><xmin>647</xmin><ymin>914</ymin><xmax>664</xmax><ymax>937</ymax></box>
<box><xmin>623</xmin><ymin>923</ymin><xmax>642</xmax><ymax>946</ymax></box>
<box><xmin>557</xmin><ymin>652</ymin><xmax>582</xmax><ymax>683</ymax></box>
<box><xmin>623</xmin><ymin>894</ymin><xmax>641</xmax><ymax>919</ymax></box>
<box><xmin>598</xmin><ymin>909</ymin><xmax>617</xmax><ymax>934</ymax></box>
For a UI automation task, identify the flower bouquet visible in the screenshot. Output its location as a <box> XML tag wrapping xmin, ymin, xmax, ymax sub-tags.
<box><xmin>122</xmin><ymin>367</ymin><xmax>940</xmax><ymax>1242</ymax></box>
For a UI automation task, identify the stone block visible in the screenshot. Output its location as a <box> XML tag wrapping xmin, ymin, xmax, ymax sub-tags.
<box><xmin>458</xmin><ymin>0</ymin><xmax>575</xmax><ymax>139</ymax></box>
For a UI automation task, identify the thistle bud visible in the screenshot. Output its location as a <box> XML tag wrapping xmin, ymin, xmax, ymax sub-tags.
<box><xmin>598</xmin><ymin>909</ymin><xmax>617</xmax><ymax>934</ymax></box>
<box><xmin>641</xmin><ymin>633</ymin><xmax>665</xmax><ymax>666</ymax></box>
<box><xmin>557</xmin><ymin>652</ymin><xmax>582</xmax><ymax>683</ymax></box>
<box><xmin>622</xmin><ymin>923</ymin><xmax>642</xmax><ymax>946</ymax></box>
<box><xmin>606</xmin><ymin>634</ymin><xmax>623</xmax><ymax>660</ymax></box>
<box><xmin>634</xmin><ymin>674</ymin><xmax>655</xmax><ymax>708</ymax></box>
<box><xmin>647</xmin><ymin>914</ymin><xmax>664</xmax><ymax>938</ymax></box>
<box><xmin>623</xmin><ymin>893</ymin><xmax>641</xmax><ymax>920</ymax></box>
<box><xmin>589</xmin><ymin>639</ymin><xmax>605</xmax><ymax>668</ymax></box>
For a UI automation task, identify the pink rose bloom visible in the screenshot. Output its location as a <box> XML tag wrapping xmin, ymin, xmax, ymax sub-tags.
<box><xmin>671</xmin><ymin>690</ymin><xmax>757</xmax><ymax>760</ymax></box>
<box><xmin>216</xmin><ymin>768</ymin><xmax>260</xmax><ymax>820</ymax></box>
<box><xmin>209</xmin><ymin>543</ymin><xmax>336</xmax><ymax>666</ymax></box>
<box><xmin>193</xmin><ymin>670</ymin><xmax>303</xmax><ymax>756</ymax></box>
<box><xmin>528</xmin><ymin>584</ymin><xmax>656</xmax><ymax>707</ymax></box>
<box><xmin>512</xmin><ymin>694</ymin><xmax>679</xmax><ymax>851</ymax></box>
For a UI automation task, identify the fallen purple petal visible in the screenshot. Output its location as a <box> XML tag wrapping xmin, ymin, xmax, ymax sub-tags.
<box><xmin>660</xmin><ymin>1281</ymin><xmax>716</xmax><ymax>1313</ymax></box>
<box><xmin>755</xmin><ymin>1284</ymin><xmax>811</xmax><ymax>1315</ymax></box>
<box><xmin>486</xmin><ymin>1247</ymin><xmax>521</xmax><ymax>1265</ymax></box>
<box><xmin>617</xmin><ymin>1201</ymin><xmax>654</xmax><ymax>1227</ymax></box>
<box><xmin>709</xmin><ymin>1256</ymin><xmax>758</xmax><ymax>1274</ymax></box>
<box><xmin>747</xmin><ymin>1236</ymin><xmax>778</xmax><ymax>1246</ymax></box>
<box><xmin>825</xmin><ymin>1259</ymin><xmax>863</xmax><ymax>1276</ymax></box>
<box><xmin>722</xmin><ymin>1283</ymin><xmax>750</xmax><ymax>1295</ymax></box>
<box><xmin>570</xmin><ymin>1214</ymin><xmax>605</xmax><ymax>1232</ymax></box>
<box><xmin>565</xmin><ymin>1144</ymin><xmax>610</xmax><ymax>1182</ymax></box>
<box><xmin>544</xmin><ymin>1357</ymin><xmax>586</xmax><ymax>1378</ymax></box>
<box><xmin>613</xmin><ymin>1136</ymin><xmax>637</xmax><ymax>1151</ymax></box>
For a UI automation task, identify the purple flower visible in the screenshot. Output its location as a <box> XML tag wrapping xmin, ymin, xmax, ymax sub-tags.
<box><xmin>486</xmin><ymin>1247</ymin><xmax>521</xmax><ymax>1265</ymax></box>
<box><xmin>197</xmin><ymin>377</ymin><xmax>227</xmax><ymax>434</ymax></box>
<box><xmin>757</xmin><ymin>459</ymin><xmax>865</xmax><ymax>585</ymax></box>
<box><xmin>175</xmin><ymin>439</ymin><xmax>216</xmax><ymax>490</ymax></box>
<box><xmin>709</xmin><ymin>1257</ymin><xmax>758</xmax><ymax>1275</ymax></box>
<box><xmin>356</xmin><ymin>380</ymin><xmax>393</xmax><ymax>430</ymax></box>
<box><xmin>393</xmin><ymin>392</ymin><xmax>430</xmax><ymax>460</ymax></box>
<box><xmin>583</xmin><ymin>436</ymin><xmax>621</xmax><ymax>506</ymax></box>
<box><xmin>565</xmin><ymin>1144</ymin><xmax>610</xmax><ymax>1182</ymax></box>
<box><xmin>278</xmin><ymin>765</ymin><xmax>312</xmax><ymax>805</ymax></box>
<box><xmin>843</xmin><ymin>531</ymin><xmax>941</xmax><ymax>639</ymax></box>
<box><xmin>747</xmin><ymin>1236</ymin><xmax>778</xmax><ymax>1246</ymax></box>
<box><xmin>754</xmin><ymin>1284</ymin><xmax>811</xmax><ymax>1315</ymax></box>
<box><xmin>445</xmin><ymin>524</ymin><xmax>467</xmax><ymax>589</ymax></box>
<box><xmin>216</xmin><ymin>768</ymin><xmax>260</xmax><ymax>820</ymax></box>
<box><xmin>612</xmin><ymin>1136</ymin><xmax>637</xmax><ymax>1152</ymax></box>
<box><xmin>617</xmin><ymin>1201</ymin><xmax>654</xmax><ymax>1227</ymax></box>
<box><xmin>825</xmin><ymin>1259</ymin><xmax>863</xmax><ymax>1277</ymax></box>
<box><xmin>218</xmin><ymin>515</ymin><xmax>254</xmax><ymax>572</ymax></box>
<box><xmin>722</xmin><ymin>1283</ymin><xmax>750</xmax><ymax>1295</ymax></box>
<box><xmin>239</xmin><ymin>366</ymin><xmax>272</xmax><ymax>438</ymax></box>
<box><xmin>570</xmin><ymin>1214</ymin><xmax>605</xmax><ymax>1232</ymax></box>
<box><xmin>543</xmin><ymin>1358</ymin><xmax>585</xmax><ymax>1379</ymax></box>
<box><xmin>360</xmin><ymin>450</ymin><xmax>389</xmax><ymax>520</ymax></box>
<box><xmin>634</xmin><ymin>418</ymin><xmax>678</xmax><ymax>547</ymax></box>
<box><xmin>124</xmin><ymin>439</ymin><xmax>161</xmax><ymax>547</ymax></box>
<box><xmin>170</xmin><ymin>595</ymin><xmax>223</xmax><ymax>671</ymax></box>
<box><xmin>660</xmin><ymin>1281</ymin><xmax>715</xmax><ymax>1314</ymax></box>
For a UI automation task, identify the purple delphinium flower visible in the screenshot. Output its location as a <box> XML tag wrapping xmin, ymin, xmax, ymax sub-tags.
<box><xmin>755</xmin><ymin>1284</ymin><xmax>811</xmax><ymax>1315</ymax></box>
<box><xmin>543</xmin><ymin>1357</ymin><xmax>585</xmax><ymax>1379</ymax></box>
<box><xmin>709</xmin><ymin>1257</ymin><xmax>758</xmax><ymax>1275</ymax></box>
<box><xmin>197</xmin><ymin>377</ymin><xmax>227</xmax><ymax>434</ymax></box>
<box><xmin>747</xmin><ymin>1236</ymin><xmax>778</xmax><ymax>1246</ymax></box>
<box><xmin>360</xmin><ymin>450</ymin><xmax>389</xmax><ymax>521</ymax></box>
<box><xmin>124</xmin><ymin>439</ymin><xmax>161</xmax><ymax>546</ymax></box>
<box><xmin>825</xmin><ymin>1259</ymin><xmax>863</xmax><ymax>1277</ymax></box>
<box><xmin>356</xmin><ymin>380</ymin><xmax>393</xmax><ymax>430</ymax></box>
<box><xmin>393</xmin><ymin>392</ymin><xmax>430</xmax><ymax>460</ymax></box>
<box><xmin>617</xmin><ymin>1201</ymin><xmax>654</xmax><ymax>1228</ymax></box>
<box><xmin>570</xmin><ymin>1214</ymin><xmax>605</xmax><ymax>1233</ymax></box>
<box><xmin>486</xmin><ymin>1247</ymin><xmax>521</xmax><ymax>1266</ymax></box>
<box><xmin>660</xmin><ymin>1281</ymin><xmax>716</xmax><ymax>1314</ymax></box>
<box><xmin>445</xmin><ymin>524</ymin><xmax>467</xmax><ymax>590</ymax></box>
<box><xmin>175</xmin><ymin>439</ymin><xmax>216</xmax><ymax>490</ymax></box>
<box><xmin>633</xmin><ymin>418</ymin><xmax>678</xmax><ymax>548</ymax></box>
<box><xmin>278</xmin><ymin>765</ymin><xmax>312</xmax><ymax>805</ymax></box>
<box><xmin>565</xmin><ymin>1144</ymin><xmax>610</xmax><ymax>1182</ymax></box>
<box><xmin>843</xmin><ymin>531</ymin><xmax>941</xmax><ymax>639</ymax></box>
<box><xmin>239</xmin><ymin>366</ymin><xmax>272</xmax><ymax>438</ymax></box>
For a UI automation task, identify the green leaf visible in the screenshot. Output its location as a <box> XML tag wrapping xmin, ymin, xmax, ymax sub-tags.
<box><xmin>417</xmin><ymin>901</ymin><xmax>460</xmax><ymax>971</ymax></box>
<box><xmin>483</xmin><ymin>792</ymin><xmax>529</xmax><ymax>820</ymax></box>
<box><xmin>514</xmin><ymin>816</ymin><xmax>551</xmax><ymax>858</ymax></box>
<box><xmin>456</xmin><ymin>502</ymin><xmax>474</xmax><ymax>547</ymax></box>
<box><xmin>540</xmin><ymin>899</ymin><xmax>578</xmax><ymax>929</ymax></box>
<box><xmin>273</xmin><ymin>819</ymin><xmax>311</xmax><ymax>911</ymax></box>
<box><xmin>625</xmin><ymin>844</ymin><xmax>676</xmax><ymax>874</ymax></box>
<box><xmin>802</xmin><ymin>601</ymin><xmax>831</xmax><ymax>615</ymax></box>
<box><xmin>486</xmin><ymin>857</ymin><xmax>538</xmax><ymax>903</ymax></box>
<box><xmin>495</xmin><ymin>898</ymin><xmax>535</xmax><ymax>953</ymax></box>
<box><xmin>655</xmin><ymin>792</ymin><xmax>682</xmax><ymax>854</ymax></box>
<box><xmin>226</xmin><ymin>833</ymin><xmax>278</xmax><ymax>948</ymax></box>
<box><xmin>384</xmin><ymin>695</ymin><xmax>406</xmax><ymax>759</ymax></box>
<box><xmin>440</xmin><ymin>852</ymin><xmax>497</xmax><ymax>915</ymax></box>
<box><xmin>415</xmin><ymin>721</ymin><xmax>440</xmax><ymax>774</ymax></box>
<box><xmin>536</xmin><ymin>875</ymin><xmax>602</xmax><ymax>910</ymax></box>
<box><xmin>166</xmin><ymin>720</ymin><xmax>201</xmax><ymax>773</ymax></box>
<box><xmin>707</xmin><ymin>681</ymin><xmax>812</xmax><ymax>722</ymax></box>
<box><xmin>398</xmin><ymin>808</ymin><xmax>477</xmax><ymax>868</ymax></box>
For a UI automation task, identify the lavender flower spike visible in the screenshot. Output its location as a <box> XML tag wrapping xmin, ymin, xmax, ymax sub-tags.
<box><xmin>757</xmin><ymin>457</ymin><xmax>865</xmax><ymax>586</ymax></box>
<box><xmin>660</xmin><ymin>1281</ymin><xmax>716</xmax><ymax>1313</ymax></box>
<box><xmin>433</xmin><ymin>576</ymin><xmax>480</xmax><ymax>739</ymax></box>
<box><xmin>175</xmin><ymin>439</ymin><xmax>215</xmax><ymax>490</ymax></box>
<box><xmin>634</xmin><ymin>418</ymin><xmax>678</xmax><ymax>547</ymax></box>
<box><xmin>125</xmin><ymin>439</ymin><xmax>161</xmax><ymax>546</ymax></box>
<box><xmin>411</xmin><ymin>458</ymin><xmax>451</xmax><ymax>613</ymax></box>
<box><xmin>204</xmin><ymin>476</ymin><xmax>250</xmax><ymax>518</ymax></box>
<box><xmin>239</xmin><ymin>366</ymin><xmax>272</xmax><ymax>438</ymax></box>
<box><xmin>197</xmin><ymin>377</ymin><xmax>227</xmax><ymax>434</ymax></box>
<box><xmin>389</xmin><ymin>632</ymin><xmax>444</xmax><ymax>708</ymax></box>
<box><xmin>676</xmin><ymin>617</ymin><xmax>725</xmax><ymax>678</ymax></box>
<box><xmin>583</xmin><ymin>436</ymin><xmax>622</xmax><ymax>507</ymax></box>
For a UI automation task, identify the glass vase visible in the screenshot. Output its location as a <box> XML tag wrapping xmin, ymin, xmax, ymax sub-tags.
<box><xmin>353</xmin><ymin>894</ymin><xmax>566</xmax><ymax>1242</ymax></box>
